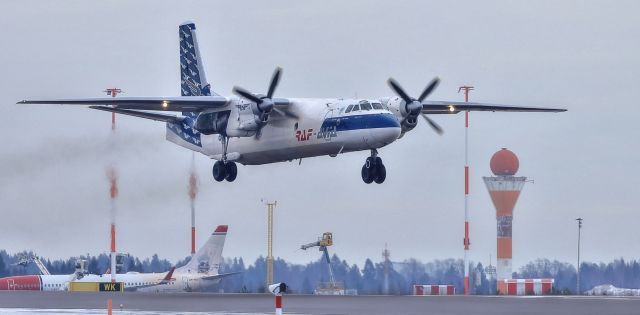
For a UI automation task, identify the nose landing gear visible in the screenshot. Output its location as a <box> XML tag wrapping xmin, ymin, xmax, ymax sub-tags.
<box><xmin>361</xmin><ymin>150</ymin><xmax>386</xmax><ymax>184</ymax></box>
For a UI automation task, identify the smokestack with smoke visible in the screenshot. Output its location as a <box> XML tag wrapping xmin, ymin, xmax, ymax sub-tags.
<box><xmin>107</xmin><ymin>164</ymin><xmax>117</xmax><ymax>283</ymax></box>
<box><xmin>188</xmin><ymin>153</ymin><xmax>198</xmax><ymax>256</ymax></box>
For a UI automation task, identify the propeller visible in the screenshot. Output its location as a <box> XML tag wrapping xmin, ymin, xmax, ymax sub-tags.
<box><xmin>387</xmin><ymin>77</ymin><xmax>443</xmax><ymax>135</ymax></box>
<box><xmin>233</xmin><ymin>67</ymin><xmax>282</xmax><ymax>114</ymax></box>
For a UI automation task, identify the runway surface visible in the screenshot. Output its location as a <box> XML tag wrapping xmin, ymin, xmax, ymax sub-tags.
<box><xmin>2</xmin><ymin>291</ymin><xmax>640</xmax><ymax>315</ymax></box>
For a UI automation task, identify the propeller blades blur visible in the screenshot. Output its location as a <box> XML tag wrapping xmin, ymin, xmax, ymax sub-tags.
<box><xmin>267</xmin><ymin>67</ymin><xmax>282</xmax><ymax>98</ymax></box>
<box><xmin>387</xmin><ymin>76</ymin><xmax>443</xmax><ymax>135</ymax></box>
<box><xmin>233</xmin><ymin>86</ymin><xmax>262</xmax><ymax>104</ymax></box>
<box><xmin>233</xmin><ymin>67</ymin><xmax>284</xmax><ymax>114</ymax></box>
<box><xmin>421</xmin><ymin>113</ymin><xmax>444</xmax><ymax>135</ymax></box>
<box><xmin>418</xmin><ymin>78</ymin><xmax>440</xmax><ymax>102</ymax></box>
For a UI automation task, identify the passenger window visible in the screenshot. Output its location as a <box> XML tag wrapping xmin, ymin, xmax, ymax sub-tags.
<box><xmin>372</xmin><ymin>103</ymin><xmax>383</xmax><ymax>110</ymax></box>
<box><xmin>353</xmin><ymin>104</ymin><xmax>360</xmax><ymax>111</ymax></box>
<box><xmin>361</xmin><ymin>102</ymin><xmax>372</xmax><ymax>110</ymax></box>
<box><xmin>345</xmin><ymin>105</ymin><xmax>354</xmax><ymax>113</ymax></box>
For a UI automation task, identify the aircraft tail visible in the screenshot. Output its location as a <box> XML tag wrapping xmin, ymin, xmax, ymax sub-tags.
<box><xmin>176</xmin><ymin>225</ymin><xmax>228</xmax><ymax>275</ymax></box>
<box><xmin>179</xmin><ymin>22</ymin><xmax>213</xmax><ymax>101</ymax></box>
<box><xmin>166</xmin><ymin>22</ymin><xmax>211</xmax><ymax>149</ymax></box>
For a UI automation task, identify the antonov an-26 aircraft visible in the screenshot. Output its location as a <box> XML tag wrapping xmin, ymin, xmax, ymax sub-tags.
<box><xmin>19</xmin><ymin>22</ymin><xmax>565</xmax><ymax>184</ymax></box>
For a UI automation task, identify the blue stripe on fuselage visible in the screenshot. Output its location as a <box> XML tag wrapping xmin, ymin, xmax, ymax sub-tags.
<box><xmin>320</xmin><ymin>113</ymin><xmax>400</xmax><ymax>132</ymax></box>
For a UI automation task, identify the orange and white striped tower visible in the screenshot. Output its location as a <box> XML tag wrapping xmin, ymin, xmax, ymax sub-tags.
<box><xmin>459</xmin><ymin>85</ymin><xmax>474</xmax><ymax>295</ymax></box>
<box><xmin>483</xmin><ymin>148</ymin><xmax>526</xmax><ymax>294</ymax></box>
<box><xmin>188</xmin><ymin>153</ymin><xmax>198</xmax><ymax>257</ymax></box>
<box><xmin>104</xmin><ymin>88</ymin><xmax>122</xmax><ymax>283</ymax></box>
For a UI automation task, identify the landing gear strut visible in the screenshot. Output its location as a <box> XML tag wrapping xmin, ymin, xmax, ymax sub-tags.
<box><xmin>212</xmin><ymin>135</ymin><xmax>238</xmax><ymax>182</ymax></box>
<box><xmin>361</xmin><ymin>149</ymin><xmax>386</xmax><ymax>184</ymax></box>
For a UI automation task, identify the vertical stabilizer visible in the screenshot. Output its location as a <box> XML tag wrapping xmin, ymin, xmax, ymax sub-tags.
<box><xmin>179</xmin><ymin>22</ymin><xmax>212</xmax><ymax>99</ymax></box>
<box><xmin>167</xmin><ymin>22</ymin><xmax>210</xmax><ymax>149</ymax></box>
<box><xmin>177</xmin><ymin>225</ymin><xmax>228</xmax><ymax>275</ymax></box>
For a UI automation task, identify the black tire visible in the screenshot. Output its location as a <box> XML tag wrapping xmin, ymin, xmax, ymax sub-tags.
<box><xmin>374</xmin><ymin>162</ymin><xmax>386</xmax><ymax>184</ymax></box>
<box><xmin>212</xmin><ymin>161</ymin><xmax>227</xmax><ymax>182</ymax></box>
<box><xmin>225</xmin><ymin>162</ymin><xmax>237</xmax><ymax>182</ymax></box>
<box><xmin>361</xmin><ymin>164</ymin><xmax>374</xmax><ymax>184</ymax></box>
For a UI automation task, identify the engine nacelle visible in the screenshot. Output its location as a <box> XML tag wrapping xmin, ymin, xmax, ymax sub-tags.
<box><xmin>383</xmin><ymin>97</ymin><xmax>418</xmax><ymax>133</ymax></box>
<box><xmin>194</xmin><ymin>111</ymin><xmax>230</xmax><ymax>135</ymax></box>
<box><xmin>224</xmin><ymin>99</ymin><xmax>269</xmax><ymax>137</ymax></box>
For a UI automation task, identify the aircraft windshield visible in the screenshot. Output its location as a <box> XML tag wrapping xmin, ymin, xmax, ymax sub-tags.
<box><xmin>360</xmin><ymin>101</ymin><xmax>372</xmax><ymax>110</ymax></box>
<box><xmin>372</xmin><ymin>102</ymin><xmax>383</xmax><ymax>110</ymax></box>
<box><xmin>345</xmin><ymin>104</ymin><xmax>354</xmax><ymax>113</ymax></box>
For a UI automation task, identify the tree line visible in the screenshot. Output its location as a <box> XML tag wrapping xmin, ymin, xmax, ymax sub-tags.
<box><xmin>1</xmin><ymin>250</ymin><xmax>639</xmax><ymax>294</ymax></box>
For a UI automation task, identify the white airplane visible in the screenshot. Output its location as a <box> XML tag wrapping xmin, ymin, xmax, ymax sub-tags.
<box><xmin>0</xmin><ymin>225</ymin><xmax>236</xmax><ymax>292</ymax></box>
<box><xmin>19</xmin><ymin>22</ymin><xmax>566</xmax><ymax>184</ymax></box>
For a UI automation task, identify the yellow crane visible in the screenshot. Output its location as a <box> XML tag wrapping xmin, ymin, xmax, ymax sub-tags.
<box><xmin>301</xmin><ymin>232</ymin><xmax>338</xmax><ymax>292</ymax></box>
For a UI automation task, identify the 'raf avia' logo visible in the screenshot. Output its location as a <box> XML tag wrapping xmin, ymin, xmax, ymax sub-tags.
<box><xmin>317</xmin><ymin>125</ymin><xmax>337</xmax><ymax>141</ymax></box>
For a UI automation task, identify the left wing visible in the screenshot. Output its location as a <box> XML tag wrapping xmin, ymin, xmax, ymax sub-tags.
<box><xmin>422</xmin><ymin>101</ymin><xmax>566</xmax><ymax>114</ymax></box>
<box><xmin>17</xmin><ymin>96</ymin><xmax>229</xmax><ymax>112</ymax></box>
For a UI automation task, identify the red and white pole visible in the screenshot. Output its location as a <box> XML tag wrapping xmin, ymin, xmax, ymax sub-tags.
<box><xmin>105</xmin><ymin>88</ymin><xmax>121</xmax><ymax>284</ymax></box>
<box><xmin>459</xmin><ymin>85</ymin><xmax>474</xmax><ymax>295</ymax></box>
<box><xmin>275</xmin><ymin>293</ymin><xmax>283</xmax><ymax>315</ymax></box>
<box><xmin>188</xmin><ymin>153</ymin><xmax>198</xmax><ymax>257</ymax></box>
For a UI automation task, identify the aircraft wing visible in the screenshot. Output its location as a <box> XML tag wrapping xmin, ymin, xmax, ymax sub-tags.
<box><xmin>17</xmin><ymin>96</ymin><xmax>229</xmax><ymax>112</ymax></box>
<box><xmin>421</xmin><ymin>101</ymin><xmax>566</xmax><ymax>114</ymax></box>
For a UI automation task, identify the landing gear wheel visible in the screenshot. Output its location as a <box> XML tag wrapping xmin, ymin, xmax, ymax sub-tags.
<box><xmin>361</xmin><ymin>157</ymin><xmax>375</xmax><ymax>184</ymax></box>
<box><xmin>225</xmin><ymin>162</ymin><xmax>237</xmax><ymax>182</ymax></box>
<box><xmin>212</xmin><ymin>161</ymin><xmax>227</xmax><ymax>182</ymax></box>
<box><xmin>374</xmin><ymin>162</ymin><xmax>386</xmax><ymax>184</ymax></box>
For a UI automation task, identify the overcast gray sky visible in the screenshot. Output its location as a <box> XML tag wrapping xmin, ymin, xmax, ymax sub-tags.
<box><xmin>1</xmin><ymin>1</ymin><xmax>639</xmax><ymax>269</ymax></box>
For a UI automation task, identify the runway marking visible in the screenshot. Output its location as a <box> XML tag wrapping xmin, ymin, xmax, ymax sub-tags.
<box><xmin>0</xmin><ymin>309</ymin><xmax>310</xmax><ymax>315</ymax></box>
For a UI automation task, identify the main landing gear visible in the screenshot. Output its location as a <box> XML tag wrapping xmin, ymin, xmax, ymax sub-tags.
<box><xmin>212</xmin><ymin>135</ymin><xmax>237</xmax><ymax>182</ymax></box>
<box><xmin>212</xmin><ymin>160</ymin><xmax>237</xmax><ymax>182</ymax></box>
<box><xmin>361</xmin><ymin>149</ymin><xmax>386</xmax><ymax>184</ymax></box>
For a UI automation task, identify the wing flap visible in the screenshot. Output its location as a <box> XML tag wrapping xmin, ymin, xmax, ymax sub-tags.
<box><xmin>18</xmin><ymin>96</ymin><xmax>229</xmax><ymax>112</ymax></box>
<box><xmin>422</xmin><ymin>101</ymin><xmax>566</xmax><ymax>114</ymax></box>
<box><xmin>89</xmin><ymin>106</ymin><xmax>183</xmax><ymax>123</ymax></box>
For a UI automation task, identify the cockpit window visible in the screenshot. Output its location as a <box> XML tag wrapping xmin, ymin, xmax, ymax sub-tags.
<box><xmin>352</xmin><ymin>104</ymin><xmax>360</xmax><ymax>111</ymax></box>
<box><xmin>345</xmin><ymin>104</ymin><xmax>354</xmax><ymax>113</ymax></box>
<box><xmin>361</xmin><ymin>102</ymin><xmax>372</xmax><ymax>111</ymax></box>
<box><xmin>372</xmin><ymin>102</ymin><xmax>383</xmax><ymax>110</ymax></box>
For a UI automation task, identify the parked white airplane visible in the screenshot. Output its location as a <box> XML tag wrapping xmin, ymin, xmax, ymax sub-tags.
<box><xmin>19</xmin><ymin>22</ymin><xmax>565</xmax><ymax>184</ymax></box>
<box><xmin>0</xmin><ymin>225</ymin><xmax>235</xmax><ymax>292</ymax></box>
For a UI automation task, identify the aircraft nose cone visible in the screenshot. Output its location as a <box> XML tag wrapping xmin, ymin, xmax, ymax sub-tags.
<box><xmin>369</xmin><ymin>114</ymin><xmax>401</xmax><ymax>147</ymax></box>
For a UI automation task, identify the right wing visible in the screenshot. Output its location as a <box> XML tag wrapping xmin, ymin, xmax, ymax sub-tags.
<box><xmin>422</xmin><ymin>100</ymin><xmax>567</xmax><ymax>114</ymax></box>
<box><xmin>17</xmin><ymin>96</ymin><xmax>229</xmax><ymax>112</ymax></box>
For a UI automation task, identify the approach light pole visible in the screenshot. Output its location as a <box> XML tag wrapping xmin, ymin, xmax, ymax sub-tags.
<box><xmin>576</xmin><ymin>217</ymin><xmax>583</xmax><ymax>295</ymax></box>
<box><xmin>459</xmin><ymin>85</ymin><xmax>474</xmax><ymax>295</ymax></box>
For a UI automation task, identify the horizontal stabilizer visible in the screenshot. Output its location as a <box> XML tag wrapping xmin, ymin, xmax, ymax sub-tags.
<box><xmin>89</xmin><ymin>106</ymin><xmax>183</xmax><ymax>123</ymax></box>
<box><xmin>422</xmin><ymin>101</ymin><xmax>566</xmax><ymax>114</ymax></box>
<box><xmin>17</xmin><ymin>96</ymin><xmax>229</xmax><ymax>112</ymax></box>
<box><xmin>202</xmin><ymin>271</ymin><xmax>243</xmax><ymax>281</ymax></box>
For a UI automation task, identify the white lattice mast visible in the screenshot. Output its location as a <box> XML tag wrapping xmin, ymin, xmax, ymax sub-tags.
<box><xmin>104</xmin><ymin>87</ymin><xmax>122</xmax><ymax>283</ymax></box>
<box><xmin>382</xmin><ymin>244</ymin><xmax>390</xmax><ymax>295</ymax></box>
<box><xmin>263</xmin><ymin>200</ymin><xmax>277</xmax><ymax>287</ymax></box>
<box><xmin>188</xmin><ymin>152</ymin><xmax>198</xmax><ymax>257</ymax></box>
<box><xmin>459</xmin><ymin>85</ymin><xmax>474</xmax><ymax>295</ymax></box>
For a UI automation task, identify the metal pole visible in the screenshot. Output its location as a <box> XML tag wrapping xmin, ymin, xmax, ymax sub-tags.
<box><xmin>264</xmin><ymin>200</ymin><xmax>277</xmax><ymax>287</ymax></box>
<box><xmin>576</xmin><ymin>218</ymin><xmax>583</xmax><ymax>295</ymax></box>
<box><xmin>459</xmin><ymin>85</ymin><xmax>474</xmax><ymax>295</ymax></box>
<box><xmin>104</xmin><ymin>88</ymin><xmax>122</xmax><ymax>284</ymax></box>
